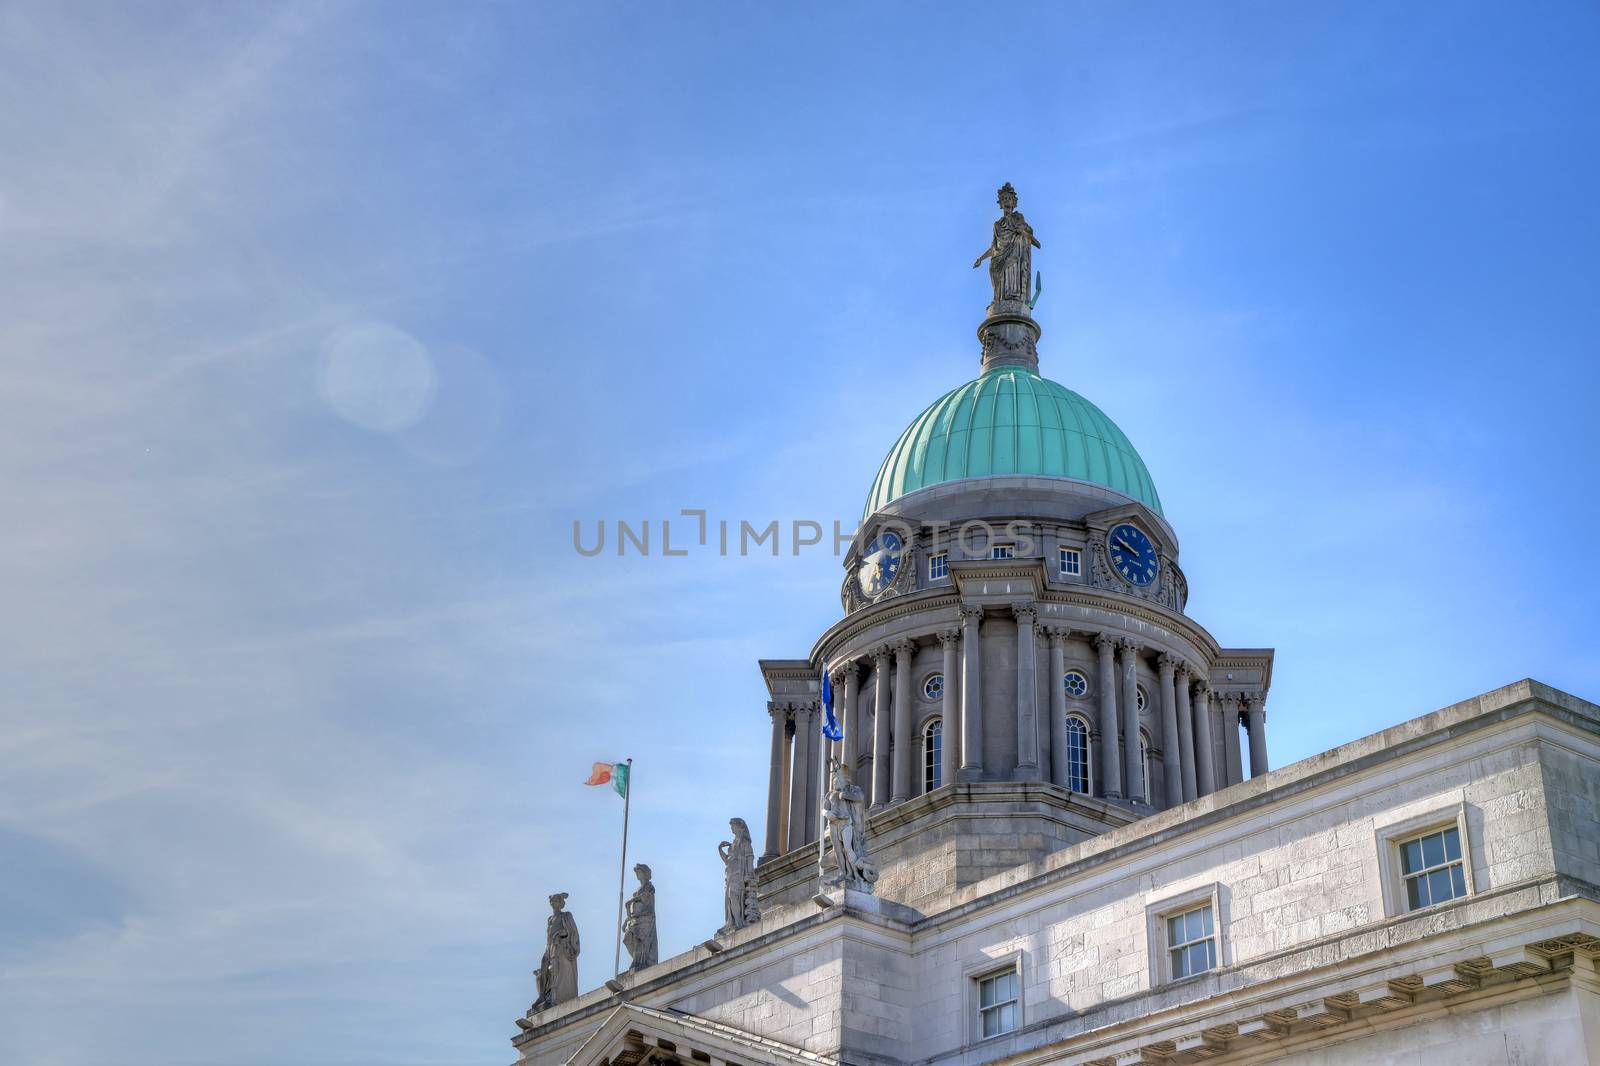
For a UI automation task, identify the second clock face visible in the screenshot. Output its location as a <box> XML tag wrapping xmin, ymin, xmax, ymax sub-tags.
<box><xmin>1108</xmin><ymin>523</ymin><xmax>1159</xmax><ymax>587</ymax></box>
<box><xmin>857</xmin><ymin>530</ymin><xmax>903</xmax><ymax>598</ymax></box>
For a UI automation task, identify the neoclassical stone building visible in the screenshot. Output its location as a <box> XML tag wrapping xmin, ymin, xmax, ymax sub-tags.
<box><xmin>513</xmin><ymin>191</ymin><xmax>1600</xmax><ymax>1065</ymax></box>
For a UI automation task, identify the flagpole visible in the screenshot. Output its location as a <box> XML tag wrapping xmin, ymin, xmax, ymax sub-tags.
<box><xmin>613</xmin><ymin>757</ymin><xmax>632</xmax><ymax>976</ymax></box>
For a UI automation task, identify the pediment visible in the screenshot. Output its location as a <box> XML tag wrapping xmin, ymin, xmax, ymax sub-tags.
<box><xmin>566</xmin><ymin>1004</ymin><xmax>836</xmax><ymax>1066</ymax></box>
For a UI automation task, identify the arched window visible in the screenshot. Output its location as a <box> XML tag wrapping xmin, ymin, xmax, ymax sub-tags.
<box><xmin>924</xmin><ymin>718</ymin><xmax>943</xmax><ymax>792</ymax></box>
<box><xmin>1139</xmin><ymin>728</ymin><xmax>1152</xmax><ymax>802</ymax></box>
<box><xmin>1065</xmin><ymin>715</ymin><xmax>1090</xmax><ymax>794</ymax></box>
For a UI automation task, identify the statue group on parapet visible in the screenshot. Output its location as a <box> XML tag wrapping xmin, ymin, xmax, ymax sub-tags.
<box><xmin>821</xmin><ymin>758</ymin><xmax>878</xmax><ymax>893</ymax></box>
<box><xmin>718</xmin><ymin>816</ymin><xmax>762</xmax><ymax>935</ymax></box>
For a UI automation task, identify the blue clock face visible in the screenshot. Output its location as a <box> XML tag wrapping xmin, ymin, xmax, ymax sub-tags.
<box><xmin>857</xmin><ymin>530</ymin><xmax>903</xmax><ymax>597</ymax></box>
<box><xmin>1107</xmin><ymin>523</ymin><xmax>1159</xmax><ymax>587</ymax></box>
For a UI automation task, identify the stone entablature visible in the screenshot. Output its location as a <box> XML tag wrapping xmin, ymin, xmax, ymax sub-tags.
<box><xmin>512</xmin><ymin>681</ymin><xmax>1600</xmax><ymax>1066</ymax></box>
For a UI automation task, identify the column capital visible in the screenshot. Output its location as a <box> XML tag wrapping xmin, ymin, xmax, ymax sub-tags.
<box><xmin>937</xmin><ymin>628</ymin><xmax>961</xmax><ymax>649</ymax></box>
<box><xmin>1243</xmin><ymin>690</ymin><xmax>1266</xmax><ymax>708</ymax></box>
<box><xmin>1173</xmin><ymin>660</ymin><xmax>1193</xmax><ymax>683</ymax></box>
<box><xmin>870</xmin><ymin>644</ymin><xmax>892</xmax><ymax>665</ymax></box>
<box><xmin>1043</xmin><ymin>625</ymin><xmax>1071</xmax><ymax>645</ymax></box>
<box><xmin>892</xmin><ymin>637</ymin><xmax>917</xmax><ymax>658</ymax></box>
<box><xmin>1156</xmin><ymin>652</ymin><xmax>1177</xmax><ymax>673</ymax></box>
<box><xmin>829</xmin><ymin>660</ymin><xmax>859</xmax><ymax>686</ymax></box>
<box><xmin>1093</xmin><ymin>632</ymin><xmax>1119</xmax><ymax>654</ymax></box>
<box><xmin>958</xmin><ymin>603</ymin><xmax>985</xmax><ymax>625</ymax></box>
<box><xmin>1216</xmin><ymin>690</ymin><xmax>1240</xmax><ymax>708</ymax></box>
<box><xmin>767</xmin><ymin>701</ymin><xmax>787</xmax><ymax>721</ymax></box>
<box><xmin>1011</xmin><ymin>600</ymin><xmax>1037</xmax><ymax>625</ymax></box>
<box><xmin>1191</xmin><ymin>678</ymin><xmax>1211</xmax><ymax>698</ymax></box>
<box><xmin>1118</xmin><ymin>636</ymin><xmax>1141</xmax><ymax>655</ymax></box>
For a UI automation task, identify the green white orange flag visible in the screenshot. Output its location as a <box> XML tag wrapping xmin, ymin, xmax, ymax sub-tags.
<box><xmin>584</xmin><ymin>761</ymin><xmax>629</xmax><ymax>798</ymax></box>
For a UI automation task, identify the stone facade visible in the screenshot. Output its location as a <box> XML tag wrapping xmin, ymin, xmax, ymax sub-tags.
<box><xmin>513</xmin><ymin>681</ymin><xmax>1600</xmax><ymax>1066</ymax></box>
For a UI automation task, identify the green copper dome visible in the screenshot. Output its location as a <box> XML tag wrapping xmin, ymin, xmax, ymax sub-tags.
<box><xmin>864</xmin><ymin>367</ymin><xmax>1163</xmax><ymax>518</ymax></box>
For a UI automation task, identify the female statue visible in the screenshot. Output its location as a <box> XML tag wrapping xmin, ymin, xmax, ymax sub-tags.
<box><xmin>532</xmin><ymin>892</ymin><xmax>580</xmax><ymax>1010</ymax></box>
<box><xmin>717</xmin><ymin>817</ymin><xmax>760</xmax><ymax>935</ymax></box>
<box><xmin>973</xmin><ymin>182</ymin><xmax>1041</xmax><ymax>307</ymax></box>
<box><xmin>621</xmin><ymin>863</ymin><xmax>657</xmax><ymax>971</ymax></box>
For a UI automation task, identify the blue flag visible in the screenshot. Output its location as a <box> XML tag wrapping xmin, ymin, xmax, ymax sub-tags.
<box><xmin>820</xmin><ymin>669</ymin><xmax>843</xmax><ymax>741</ymax></box>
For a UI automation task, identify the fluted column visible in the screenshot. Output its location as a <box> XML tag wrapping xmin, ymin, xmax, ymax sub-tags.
<box><xmin>762</xmin><ymin>702</ymin><xmax>786</xmax><ymax>860</ymax></box>
<box><xmin>785</xmin><ymin>702</ymin><xmax>808</xmax><ymax>851</ymax></box>
<box><xmin>1192</xmin><ymin>681</ymin><xmax>1216</xmax><ymax>796</ymax></box>
<box><xmin>1220</xmin><ymin>692</ymin><xmax>1243</xmax><ymax>787</ymax></box>
<box><xmin>801</xmin><ymin>702</ymin><xmax>823</xmax><ymax>844</ymax></box>
<box><xmin>837</xmin><ymin>662</ymin><xmax>860</xmax><ymax>771</ymax></box>
<box><xmin>1174</xmin><ymin>663</ymin><xmax>1198</xmax><ymax>802</ymax></box>
<box><xmin>1047</xmin><ymin>628</ymin><xmax>1070</xmax><ymax>788</ymax></box>
<box><xmin>870</xmin><ymin>646</ymin><xmax>892</xmax><ymax>808</ymax></box>
<box><xmin>1119</xmin><ymin>639</ymin><xmax>1143</xmax><ymax>802</ymax></box>
<box><xmin>1156</xmin><ymin>655</ymin><xmax>1181</xmax><ymax>811</ymax></box>
<box><xmin>890</xmin><ymin>639</ymin><xmax>915</xmax><ymax>803</ymax></box>
<box><xmin>938</xmin><ymin>629</ymin><xmax>961</xmax><ymax>790</ymax></box>
<box><xmin>959</xmin><ymin>605</ymin><xmax>985</xmax><ymax>780</ymax></box>
<box><xmin>1094</xmin><ymin>634</ymin><xmax>1122</xmax><ymax>798</ymax></box>
<box><xmin>1013</xmin><ymin>602</ymin><xmax>1039</xmax><ymax>778</ymax></box>
<box><xmin>1245</xmin><ymin>691</ymin><xmax>1268</xmax><ymax>778</ymax></box>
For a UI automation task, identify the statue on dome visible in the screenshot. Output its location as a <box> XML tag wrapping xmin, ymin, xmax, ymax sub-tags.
<box><xmin>973</xmin><ymin>182</ymin><xmax>1041</xmax><ymax>308</ymax></box>
<box><xmin>621</xmin><ymin>863</ymin><xmax>657</xmax><ymax>971</ymax></box>
<box><xmin>531</xmin><ymin>892</ymin><xmax>580</xmax><ymax>1011</ymax></box>
<box><xmin>820</xmin><ymin>758</ymin><xmax>878</xmax><ymax>893</ymax></box>
<box><xmin>717</xmin><ymin>817</ymin><xmax>761</xmax><ymax>935</ymax></box>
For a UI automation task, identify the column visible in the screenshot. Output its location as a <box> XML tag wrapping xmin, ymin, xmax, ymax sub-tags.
<box><xmin>1174</xmin><ymin>663</ymin><xmax>1198</xmax><ymax>802</ymax></box>
<box><xmin>837</xmin><ymin>662</ymin><xmax>860</xmax><ymax>772</ymax></box>
<box><xmin>785</xmin><ymin>702</ymin><xmax>808</xmax><ymax>851</ymax></box>
<box><xmin>1245</xmin><ymin>691</ymin><xmax>1269</xmax><ymax>778</ymax></box>
<box><xmin>1013</xmin><ymin>602</ymin><xmax>1039</xmax><ymax>778</ymax></box>
<box><xmin>1210</xmin><ymin>694</ymin><xmax>1228</xmax><ymax>789</ymax></box>
<box><xmin>1157</xmin><ymin>655</ymin><xmax>1181</xmax><ymax>811</ymax></box>
<box><xmin>1094</xmin><ymin>634</ymin><xmax>1122</xmax><ymax>798</ymax></box>
<box><xmin>1120</xmin><ymin>639</ymin><xmax>1142</xmax><ymax>803</ymax></box>
<box><xmin>1221</xmin><ymin>692</ymin><xmax>1243</xmax><ymax>787</ymax></box>
<box><xmin>762</xmin><ymin>702</ymin><xmax>786</xmax><ymax>861</ymax></box>
<box><xmin>871</xmin><ymin>645</ymin><xmax>892</xmax><ymax>809</ymax></box>
<box><xmin>938</xmin><ymin>629</ymin><xmax>961</xmax><ymax>790</ymax></box>
<box><xmin>959</xmin><ymin>605</ymin><xmax>984</xmax><ymax>781</ymax></box>
<box><xmin>890</xmin><ymin>639</ymin><xmax>915</xmax><ymax>803</ymax></box>
<box><xmin>1192</xmin><ymin>681</ymin><xmax>1216</xmax><ymax>796</ymax></box>
<box><xmin>1047</xmin><ymin>628</ymin><xmax>1069</xmax><ymax>789</ymax></box>
<box><xmin>808</xmin><ymin>702</ymin><xmax>825</xmax><ymax>840</ymax></box>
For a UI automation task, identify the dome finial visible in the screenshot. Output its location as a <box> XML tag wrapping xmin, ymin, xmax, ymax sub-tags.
<box><xmin>972</xmin><ymin>183</ymin><xmax>1043</xmax><ymax>373</ymax></box>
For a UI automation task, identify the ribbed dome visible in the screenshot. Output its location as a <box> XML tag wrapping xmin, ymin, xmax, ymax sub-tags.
<box><xmin>864</xmin><ymin>367</ymin><xmax>1163</xmax><ymax>518</ymax></box>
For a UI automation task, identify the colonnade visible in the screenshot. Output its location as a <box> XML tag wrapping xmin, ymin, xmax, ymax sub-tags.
<box><xmin>759</xmin><ymin>601</ymin><xmax>1271</xmax><ymax>861</ymax></box>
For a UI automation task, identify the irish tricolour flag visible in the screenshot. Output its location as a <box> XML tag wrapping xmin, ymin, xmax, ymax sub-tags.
<box><xmin>584</xmin><ymin>761</ymin><xmax>630</xmax><ymax>798</ymax></box>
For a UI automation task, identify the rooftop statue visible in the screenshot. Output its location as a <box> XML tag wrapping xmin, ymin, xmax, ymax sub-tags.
<box><xmin>820</xmin><ymin>758</ymin><xmax>878</xmax><ymax>893</ymax></box>
<box><xmin>621</xmin><ymin>863</ymin><xmax>657</xmax><ymax>971</ymax></box>
<box><xmin>531</xmin><ymin>892</ymin><xmax>579</xmax><ymax>1011</ymax></box>
<box><xmin>717</xmin><ymin>817</ymin><xmax>761</xmax><ymax>935</ymax></box>
<box><xmin>973</xmin><ymin>182</ymin><xmax>1041</xmax><ymax>308</ymax></box>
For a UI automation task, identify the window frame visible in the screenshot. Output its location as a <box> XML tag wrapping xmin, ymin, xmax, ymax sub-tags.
<box><xmin>923</xmin><ymin>717</ymin><xmax>943</xmax><ymax>793</ymax></box>
<box><xmin>922</xmin><ymin>672</ymin><xmax>945</xmax><ymax>702</ymax></box>
<box><xmin>990</xmin><ymin>543</ymin><xmax>1015</xmax><ymax>560</ymax></box>
<box><xmin>964</xmin><ymin>953</ymin><xmax>1024</xmax><ymax>1042</ymax></box>
<box><xmin>929</xmin><ymin>551</ymin><xmax>949</xmax><ymax>580</ymax></box>
<box><xmin>1058</xmin><ymin>546</ymin><xmax>1081</xmax><ymax>577</ymax></box>
<box><xmin>1146</xmin><ymin>883</ymin><xmax>1225</xmax><ymax>986</ymax></box>
<box><xmin>1064</xmin><ymin>713</ymin><xmax>1091</xmax><ymax>794</ymax></box>
<box><xmin>1374</xmin><ymin>803</ymin><xmax>1476</xmax><ymax>917</ymax></box>
<box><xmin>1062</xmin><ymin>669</ymin><xmax>1090</xmax><ymax>700</ymax></box>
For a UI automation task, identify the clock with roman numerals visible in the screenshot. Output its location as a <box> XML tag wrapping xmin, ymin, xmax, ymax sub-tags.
<box><xmin>1107</xmin><ymin>522</ymin><xmax>1159</xmax><ymax>588</ymax></box>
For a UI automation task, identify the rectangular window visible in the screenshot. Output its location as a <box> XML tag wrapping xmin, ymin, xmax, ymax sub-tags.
<box><xmin>1059</xmin><ymin>547</ymin><xmax>1081</xmax><ymax>576</ymax></box>
<box><xmin>977</xmin><ymin>969</ymin><xmax>1019</xmax><ymax>1038</ymax></box>
<box><xmin>990</xmin><ymin>544</ymin><xmax>1014</xmax><ymax>560</ymax></box>
<box><xmin>1166</xmin><ymin>904</ymin><xmax>1217</xmax><ymax>979</ymax></box>
<box><xmin>929</xmin><ymin>552</ymin><xmax>948</xmax><ymax>579</ymax></box>
<box><xmin>1399</xmin><ymin>826</ymin><xmax>1468</xmax><ymax>910</ymax></box>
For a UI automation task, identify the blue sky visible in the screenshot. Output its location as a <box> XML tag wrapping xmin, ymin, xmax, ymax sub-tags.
<box><xmin>2</xmin><ymin>3</ymin><xmax>1598</xmax><ymax>1064</ymax></box>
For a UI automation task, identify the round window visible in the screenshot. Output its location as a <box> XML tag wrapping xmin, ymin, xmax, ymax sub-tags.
<box><xmin>1136</xmin><ymin>684</ymin><xmax>1148</xmax><ymax>713</ymax></box>
<box><xmin>923</xmin><ymin>673</ymin><xmax>944</xmax><ymax>701</ymax></box>
<box><xmin>1063</xmin><ymin>671</ymin><xmax>1089</xmax><ymax>699</ymax></box>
